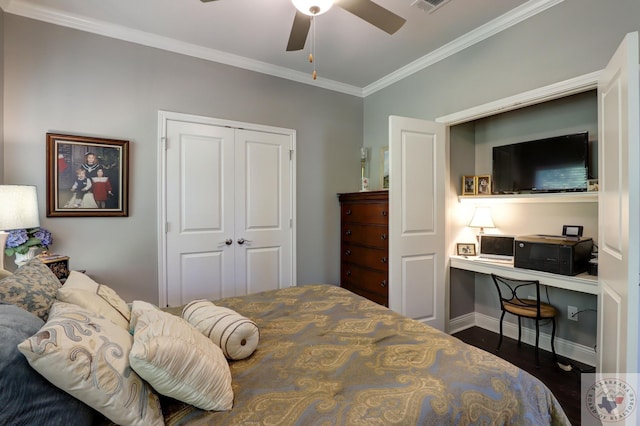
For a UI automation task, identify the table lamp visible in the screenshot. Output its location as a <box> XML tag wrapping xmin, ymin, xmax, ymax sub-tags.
<box><xmin>0</xmin><ymin>185</ymin><xmax>40</xmax><ymax>272</ymax></box>
<box><xmin>468</xmin><ymin>206</ymin><xmax>495</xmax><ymax>241</ymax></box>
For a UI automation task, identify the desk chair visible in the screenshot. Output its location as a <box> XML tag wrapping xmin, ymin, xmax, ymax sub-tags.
<box><xmin>490</xmin><ymin>273</ymin><xmax>558</xmax><ymax>366</ymax></box>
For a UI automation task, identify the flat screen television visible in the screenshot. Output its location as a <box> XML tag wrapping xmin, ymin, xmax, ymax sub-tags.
<box><xmin>492</xmin><ymin>132</ymin><xmax>589</xmax><ymax>194</ymax></box>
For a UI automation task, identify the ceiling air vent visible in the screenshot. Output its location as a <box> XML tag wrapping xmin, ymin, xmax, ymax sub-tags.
<box><xmin>410</xmin><ymin>0</ymin><xmax>452</xmax><ymax>14</ymax></box>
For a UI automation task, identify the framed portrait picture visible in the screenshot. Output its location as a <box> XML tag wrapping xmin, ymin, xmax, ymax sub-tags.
<box><xmin>380</xmin><ymin>146</ymin><xmax>389</xmax><ymax>190</ymax></box>
<box><xmin>476</xmin><ymin>175</ymin><xmax>491</xmax><ymax>195</ymax></box>
<box><xmin>456</xmin><ymin>243</ymin><xmax>477</xmax><ymax>256</ymax></box>
<box><xmin>462</xmin><ymin>175</ymin><xmax>476</xmax><ymax>195</ymax></box>
<box><xmin>46</xmin><ymin>133</ymin><xmax>129</xmax><ymax>217</ymax></box>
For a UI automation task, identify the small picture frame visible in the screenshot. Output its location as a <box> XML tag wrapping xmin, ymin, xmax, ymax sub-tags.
<box><xmin>380</xmin><ymin>146</ymin><xmax>389</xmax><ymax>190</ymax></box>
<box><xmin>476</xmin><ymin>175</ymin><xmax>491</xmax><ymax>195</ymax></box>
<box><xmin>462</xmin><ymin>175</ymin><xmax>477</xmax><ymax>195</ymax></box>
<box><xmin>456</xmin><ymin>243</ymin><xmax>477</xmax><ymax>256</ymax></box>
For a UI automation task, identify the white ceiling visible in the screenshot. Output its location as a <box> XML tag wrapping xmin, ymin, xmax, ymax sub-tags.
<box><xmin>1</xmin><ymin>0</ymin><xmax>561</xmax><ymax>96</ymax></box>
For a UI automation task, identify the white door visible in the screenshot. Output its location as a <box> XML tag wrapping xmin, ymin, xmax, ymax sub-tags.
<box><xmin>161</xmin><ymin>113</ymin><xmax>295</xmax><ymax>307</ymax></box>
<box><xmin>389</xmin><ymin>116</ymin><xmax>447</xmax><ymax>330</ymax></box>
<box><xmin>597</xmin><ymin>32</ymin><xmax>639</xmax><ymax>374</ymax></box>
<box><xmin>234</xmin><ymin>129</ymin><xmax>293</xmax><ymax>296</ymax></box>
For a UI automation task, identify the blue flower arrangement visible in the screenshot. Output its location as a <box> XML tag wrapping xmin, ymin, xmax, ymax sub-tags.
<box><xmin>4</xmin><ymin>228</ymin><xmax>53</xmax><ymax>257</ymax></box>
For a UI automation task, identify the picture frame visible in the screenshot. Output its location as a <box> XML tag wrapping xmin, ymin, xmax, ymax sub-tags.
<box><xmin>380</xmin><ymin>146</ymin><xmax>389</xmax><ymax>190</ymax></box>
<box><xmin>476</xmin><ymin>175</ymin><xmax>491</xmax><ymax>195</ymax></box>
<box><xmin>46</xmin><ymin>133</ymin><xmax>129</xmax><ymax>217</ymax></box>
<box><xmin>456</xmin><ymin>243</ymin><xmax>477</xmax><ymax>256</ymax></box>
<box><xmin>462</xmin><ymin>175</ymin><xmax>477</xmax><ymax>195</ymax></box>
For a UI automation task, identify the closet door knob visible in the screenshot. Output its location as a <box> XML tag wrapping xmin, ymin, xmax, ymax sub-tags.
<box><xmin>382</xmin><ymin>211</ymin><xmax>387</xmax><ymax>217</ymax></box>
<box><xmin>346</xmin><ymin>270</ymin><xmax>352</xmax><ymax>276</ymax></box>
<box><xmin>237</xmin><ymin>238</ymin><xmax>252</xmax><ymax>245</ymax></box>
<box><xmin>380</xmin><ymin>280</ymin><xmax>387</xmax><ymax>288</ymax></box>
<box><xmin>381</xmin><ymin>234</ymin><xmax>387</xmax><ymax>240</ymax></box>
<box><xmin>345</xmin><ymin>230</ymin><xmax>352</xmax><ymax>236</ymax></box>
<box><xmin>346</xmin><ymin>209</ymin><xmax>352</xmax><ymax>215</ymax></box>
<box><xmin>381</xmin><ymin>257</ymin><xmax>387</xmax><ymax>264</ymax></box>
<box><xmin>345</xmin><ymin>249</ymin><xmax>351</xmax><ymax>256</ymax></box>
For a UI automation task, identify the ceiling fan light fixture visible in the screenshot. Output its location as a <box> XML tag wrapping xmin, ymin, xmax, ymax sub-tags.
<box><xmin>291</xmin><ymin>0</ymin><xmax>334</xmax><ymax>16</ymax></box>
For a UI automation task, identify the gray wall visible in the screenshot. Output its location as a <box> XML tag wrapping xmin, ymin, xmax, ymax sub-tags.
<box><xmin>2</xmin><ymin>15</ymin><xmax>363</xmax><ymax>302</ymax></box>
<box><xmin>363</xmin><ymin>0</ymin><xmax>639</xmax><ymax>349</ymax></box>
<box><xmin>364</xmin><ymin>0</ymin><xmax>640</xmax><ymax>189</ymax></box>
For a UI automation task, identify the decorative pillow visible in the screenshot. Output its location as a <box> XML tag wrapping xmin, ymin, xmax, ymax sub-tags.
<box><xmin>17</xmin><ymin>302</ymin><xmax>164</xmax><ymax>426</ymax></box>
<box><xmin>56</xmin><ymin>271</ymin><xmax>130</xmax><ymax>329</ymax></box>
<box><xmin>0</xmin><ymin>258</ymin><xmax>61</xmax><ymax>321</ymax></box>
<box><xmin>182</xmin><ymin>299</ymin><xmax>260</xmax><ymax>360</ymax></box>
<box><xmin>0</xmin><ymin>303</ymin><xmax>95</xmax><ymax>425</ymax></box>
<box><xmin>129</xmin><ymin>300</ymin><xmax>234</xmax><ymax>411</ymax></box>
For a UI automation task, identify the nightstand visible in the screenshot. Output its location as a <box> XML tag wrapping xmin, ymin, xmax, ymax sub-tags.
<box><xmin>37</xmin><ymin>253</ymin><xmax>70</xmax><ymax>282</ymax></box>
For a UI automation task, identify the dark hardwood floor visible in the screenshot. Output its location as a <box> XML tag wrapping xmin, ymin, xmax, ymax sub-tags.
<box><xmin>453</xmin><ymin>326</ymin><xmax>594</xmax><ymax>426</ymax></box>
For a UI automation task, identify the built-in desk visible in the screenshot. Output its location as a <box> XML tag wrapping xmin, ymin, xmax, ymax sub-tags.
<box><xmin>450</xmin><ymin>256</ymin><xmax>598</xmax><ymax>295</ymax></box>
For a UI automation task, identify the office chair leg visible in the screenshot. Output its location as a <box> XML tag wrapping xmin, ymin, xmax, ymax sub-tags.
<box><xmin>535</xmin><ymin>320</ymin><xmax>540</xmax><ymax>367</ymax></box>
<box><xmin>497</xmin><ymin>311</ymin><xmax>506</xmax><ymax>351</ymax></box>
<box><xmin>550</xmin><ymin>318</ymin><xmax>557</xmax><ymax>362</ymax></box>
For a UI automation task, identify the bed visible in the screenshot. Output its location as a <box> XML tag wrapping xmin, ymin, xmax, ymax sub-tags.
<box><xmin>149</xmin><ymin>284</ymin><xmax>568</xmax><ymax>425</ymax></box>
<box><xmin>1</xmin><ymin>260</ymin><xmax>569</xmax><ymax>425</ymax></box>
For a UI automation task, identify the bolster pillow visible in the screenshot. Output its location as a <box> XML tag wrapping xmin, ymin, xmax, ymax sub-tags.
<box><xmin>182</xmin><ymin>299</ymin><xmax>259</xmax><ymax>360</ymax></box>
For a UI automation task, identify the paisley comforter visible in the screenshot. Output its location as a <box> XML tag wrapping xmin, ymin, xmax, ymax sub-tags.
<box><xmin>152</xmin><ymin>284</ymin><xmax>569</xmax><ymax>425</ymax></box>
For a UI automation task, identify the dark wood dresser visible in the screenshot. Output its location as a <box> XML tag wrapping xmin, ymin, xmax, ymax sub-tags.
<box><xmin>338</xmin><ymin>191</ymin><xmax>389</xmax><ymax>306</ymax></box>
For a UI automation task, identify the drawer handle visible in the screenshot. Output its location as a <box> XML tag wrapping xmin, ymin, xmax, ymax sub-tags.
<box><xmin>382</xmin><ymin>211</ymin><xmax>387</xmax><ymax>217</ymax></box>
<box><xmin>346</xmin><ymin>209</ymin><xmax>352</xmax><ymax>215</ymax></box>
<box><xmin>345</xmin><ymin>230</ymin><xmax>352</xmax><ymax>236</ymax></box>
<box><xmin>380</xmin><ymin>280</ymin><xmax>387</xmax><ymax>288</ymax></box>
<box><xmin>346</xmin><ymin>270</ymin><xmax>352</xmax><ymax>276</ymax></box>
<box><xmin>381</xmin><ymin>234</ymin><xmax>387</xmax><ymax>240</ymax></box>
<box><xmin>345</xmin><ymin>249</ymin><xmax>351</xmax><ymax>256</ymax></box>
<box><xmin>381</xmin><ymin>257</ymin><xmax>387</xmax><ymax>264</ymax></box>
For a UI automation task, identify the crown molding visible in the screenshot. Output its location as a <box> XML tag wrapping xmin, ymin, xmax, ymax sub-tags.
<box><xmin>362</xmin><ymin>0</ymin><xmax>564</xmax><ymax>96</ymax></box>
<box><xmin>2</xmin><ymin>0</ymin><xmax>364</xmax><ymax>97</ymax></box>
<box><xmin>2</xmin><ymin>0</ymin><xmax>562</xmax><ymax>98</ymax></box>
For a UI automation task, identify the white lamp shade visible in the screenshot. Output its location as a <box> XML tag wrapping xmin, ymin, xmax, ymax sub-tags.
<box><xmin>468</xmin><ymin>206</ymin><xmax>495</xmax><ymax>229</ymax></box>
<box><xmin>291</xmin><ymin>0</ymin><xmax>334</xmax><ymax>15</ymax></box>
<box><xmin>0</xmin><ymin>185</ymin><xmax>40</xmax><ymax>230</ymax></box>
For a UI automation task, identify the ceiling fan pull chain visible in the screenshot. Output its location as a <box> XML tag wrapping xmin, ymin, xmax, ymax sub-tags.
<box><xmin>311</xmin><ymin>15</ymin><xmax>317</xmax><ymax>80</ymax></box>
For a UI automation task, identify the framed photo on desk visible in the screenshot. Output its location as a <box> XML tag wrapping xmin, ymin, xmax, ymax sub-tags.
<box><xmin>456</xmin><ymin>243</ymin><xmax>477</xmax><ymax>256</ymax></box>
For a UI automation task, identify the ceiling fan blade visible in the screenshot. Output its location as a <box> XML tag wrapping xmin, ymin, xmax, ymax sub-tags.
<box><xmin>286</xmin><ymin>11</ymin><xmax>311</xmax><ymax>52</ymax></box>
<box><xmin>337</xmin><ymin>0</ymin><xmax>406</xmax><ymax>35</ymax></box>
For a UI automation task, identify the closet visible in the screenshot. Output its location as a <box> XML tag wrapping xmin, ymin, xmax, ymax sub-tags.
<box><xmin>159</xmin><ymin>112</ymin><xmax>296</xmax><ymax>307</ymax></box>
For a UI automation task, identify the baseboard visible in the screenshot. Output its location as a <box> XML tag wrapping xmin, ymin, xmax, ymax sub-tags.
<box><xmin>449</xmin><ymin>312</ymin><xmax>596</xmax><ymax>367</ymax></box>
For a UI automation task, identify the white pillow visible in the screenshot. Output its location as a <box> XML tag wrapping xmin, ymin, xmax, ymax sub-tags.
<box><xmin>56</xmin><ymin>271</ymin><xmax>130</xmax><ymax>329</ymax></box>
<box><xmin>182</xmin><ymin>299</ymin><xmax>259</xmax><ymax>360</ymax></box>
<box><xmin>129</xmin><ymin>300</ymin><xmax>234</xmax><ymax>411</ymax></box>
<box><xmin>18</xmin><ymin>302</ymin><xmax>164</xmax><ymax>426</ymax></box>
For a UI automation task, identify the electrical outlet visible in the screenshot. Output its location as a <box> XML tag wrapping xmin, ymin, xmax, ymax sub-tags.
<box><xmin>568</xmin><ymin>306</ymin><xmax>578</xmax><ymax>321</ymax></box>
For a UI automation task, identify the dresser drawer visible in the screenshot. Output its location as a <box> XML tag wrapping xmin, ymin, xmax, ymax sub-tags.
<box><xmin>341</xmin><ymin>282</ymin><xmax>388</xmax><ymax>307</ymax></box>
<box><xmin>341</xmin><ymin>223</ymin><xmax>387</xmax><ymax>248</ymax></box>
<box><xmin>341</xmin><ymin>244</ymin><xmax>388</xmax><ymax>271</ymax></box>
<box><xmin>341</xmin><ymin>264</ymin><xmax>388</xmax><ymax>297</ymax></box>
<box><xmin>341</xmin><ymin>202</ymin><xmax>388</xmax><ymax>225</ymax></box>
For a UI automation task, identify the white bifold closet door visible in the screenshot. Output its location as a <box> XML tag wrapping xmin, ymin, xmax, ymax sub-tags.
<box><xmin>162</xmin><ymin>115</ymin><xmax>294</xmax><ymax>306</ymax></box>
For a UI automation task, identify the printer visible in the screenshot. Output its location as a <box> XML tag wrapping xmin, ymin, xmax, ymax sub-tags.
<box><xmin>514</xmin><ymin>235</ymin><xmax>593</xmax><ymax>276</ymax></box>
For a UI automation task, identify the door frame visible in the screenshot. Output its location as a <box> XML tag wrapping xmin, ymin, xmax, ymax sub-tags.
<box><xmin>157</xmin><ymin>110</ymin><xmax>297</xmax><ymax>307</ymax></box>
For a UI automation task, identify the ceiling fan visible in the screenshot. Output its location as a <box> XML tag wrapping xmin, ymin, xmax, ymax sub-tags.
<box><xmin>200</xmin><ymin>0</ymin><xmax>406</xmax><ymax>52</ymax></box>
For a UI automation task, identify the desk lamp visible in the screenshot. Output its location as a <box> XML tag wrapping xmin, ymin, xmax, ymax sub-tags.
<box><xmin>0</xmin><ymin>185</ymin><xmax>40</xmax><ymax>272</ymax></box>
<box><xmin>469</xmin><ymin>206</ymin><xmax>495</xmax><ymax>242</ymax></box>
